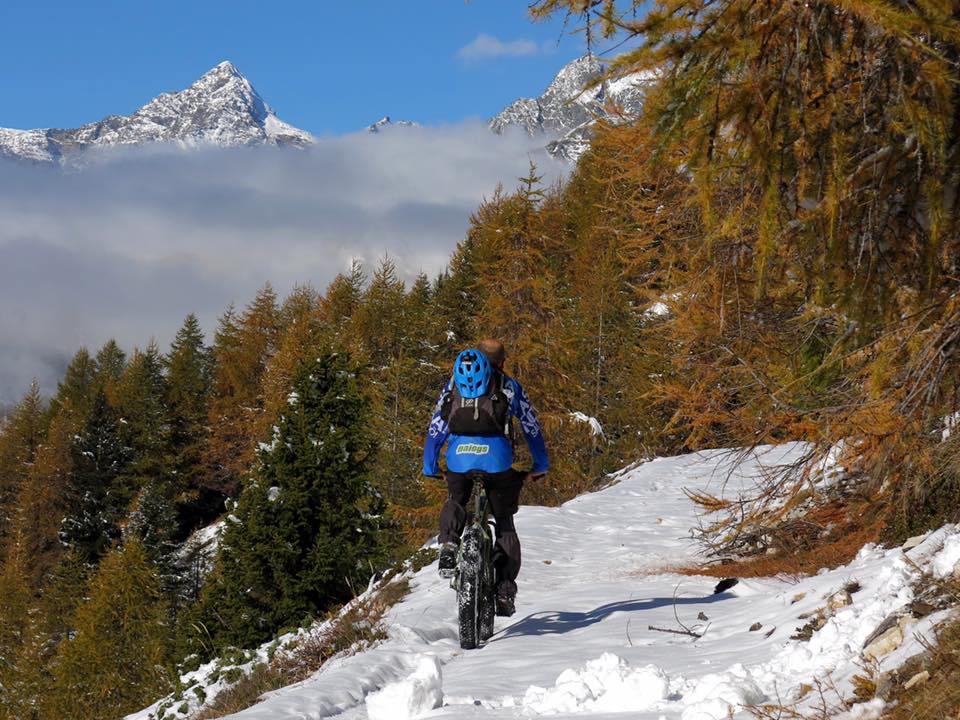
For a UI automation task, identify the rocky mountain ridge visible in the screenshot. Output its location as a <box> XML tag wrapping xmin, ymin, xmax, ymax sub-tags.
<box><xmin>0</xmin><ymin>56</ymin><xmax>650</xmax><ymax>165</ymax></box>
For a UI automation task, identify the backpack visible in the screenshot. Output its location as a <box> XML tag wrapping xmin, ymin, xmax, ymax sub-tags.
<box><xmin>442</xmin><ymin>370</ymin><xmax>512</xmax><ymax>438</ymax></box>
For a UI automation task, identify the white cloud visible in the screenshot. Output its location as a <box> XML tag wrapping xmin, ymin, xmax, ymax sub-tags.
<box><xmin>456</xmin><ymin>33</ymin><xmax>539</xmax><ymax>61</ymax></box>
<box><xmin>0</xmin><ymin>123</ymin><xmax>563</xmax><ymax>404</ymax></box>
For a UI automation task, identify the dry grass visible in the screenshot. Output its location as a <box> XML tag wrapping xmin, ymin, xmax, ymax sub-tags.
<box><xmin>670</xmin><ymin>519</ymin><xmax>883</xmax><ymax>579</ymax></box>
<box><xmin>193</xmin><ymin>576</ymin><xmax>411</xmax><ymax>720</ymax></box>
<box><xmin>883</xmin><ymin>607</ymin><xmax>960</xmax><ymax>720</ymax></box>
<box><xmin>193</xmin><ymin>663</ymin><xmax>284</xmax><ymax>720</ymax></box>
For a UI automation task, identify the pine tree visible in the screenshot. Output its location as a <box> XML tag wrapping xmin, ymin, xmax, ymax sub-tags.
<box><xmin>47</xmin><ymin>540</ymin><xmax>171</xmax><ymax>720</ymax></box>
<box><xmin>114</xmin><ymin>342</ymin><xmax>174</xmax><ymax>517</ymax></box>
<box><xmin>193</xmin><ymin>352</ymin><xmax>383</xmax><ymax>651</ymax></box>
<box><xmin>60</xmin><ymin>392</ymin><xmax>128</xmax><ymax>564</ymax></box>
<box><xmin>127</xmin><ymin>478</ymin><xmax>179</xmax><ymax>592</ymax></box>
<box><xmin>165</xmin><ymin>314</ymin><xmax>212</xmax><ymax>525</ymax></box>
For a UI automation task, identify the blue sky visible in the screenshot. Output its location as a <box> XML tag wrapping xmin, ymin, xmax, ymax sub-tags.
<box><xmin>1</xmin><ymin>1</ymin><xmax>590</xmax><ymax>134</ymax></box>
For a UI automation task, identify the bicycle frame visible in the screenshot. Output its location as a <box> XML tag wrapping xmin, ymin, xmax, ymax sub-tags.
<box><xmin>453</xmin><ymin>479</ymin><xmax>495</xmax><ymax>589</ymax></box>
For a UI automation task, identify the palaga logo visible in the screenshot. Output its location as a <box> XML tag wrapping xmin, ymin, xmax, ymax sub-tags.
<box><xmin>456</xmin><ymin>443</ymin><xmax>490</xmax><ymax>456</ymax></box>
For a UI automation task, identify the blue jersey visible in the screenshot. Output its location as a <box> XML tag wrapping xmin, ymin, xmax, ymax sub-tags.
<box><xmin>422</xmin><ymin>373</ymin><xmax>549</xmax><ymax>477</ymax></box>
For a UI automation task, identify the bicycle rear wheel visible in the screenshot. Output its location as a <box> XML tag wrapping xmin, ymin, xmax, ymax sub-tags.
<box><xmin>478</xmin><ymin>552</ymin><xmax>496</xmax><ymax>643</ymax></box>
<box><xmin>457</xmin><ymin>525</ymin><xmax>484</xmax><ymax>649</ymax></box>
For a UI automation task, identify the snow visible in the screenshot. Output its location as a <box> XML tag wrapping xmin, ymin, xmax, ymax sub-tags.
<box><xmin>568</xmin><ymin>412</ymin><xmax>605</xmax><ymax>439</ymax></box>
<box><xmin>943</xmin><ymin>411</ymin><xmax>960</xmax><ymax>441</ymax></box>
<box><xmin>365</xmin><ymin>655</ymin><xmax>443</xmax><ymax>720</ymax></box>
<box><xmin>646</xmin><ymin>302</ymin><xmax>670</xmax><ymax>317</ymax></box>
<box><xmin>931</xmin><ymin>532</ymin><xmax>960</xmax><ymax>577</ymax></box>
<box><xmin>522</xmin><ymin>654</ymin><xmax>671</xmax><ymax>715</ymax></box>
<box><xmin>606</xmin><ymin>71</ymin><xmax>659</xmax><ymax>98</ymax></box>
<box><xmin>643</xmin><ymin>293</ymin><xmax>682</xmax><ymax>320</ymax></box>
<box><xmin>129</xmin><ymin>443</ymin><xmax>960</xmax><ymax>720</ymax></box>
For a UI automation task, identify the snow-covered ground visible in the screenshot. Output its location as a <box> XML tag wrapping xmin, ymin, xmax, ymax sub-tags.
<box><xmin>130</xmin><ymin>443</ymin><xmax>960</xmax><ymax>720</ymax></box>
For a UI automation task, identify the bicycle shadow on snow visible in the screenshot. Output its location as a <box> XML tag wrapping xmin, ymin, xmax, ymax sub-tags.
<box><xmin>495</xmin><ymin>592</ymin><xmax>735</xmax><ymax>639</ymax></box>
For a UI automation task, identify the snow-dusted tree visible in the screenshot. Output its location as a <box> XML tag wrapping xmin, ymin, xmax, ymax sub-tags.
<box><xmin>60</xmin><ymin>392</ymin><xmax>128</xmax><ymax>564</ymax></box>
<box><xmin>192</xmin><ymin>352</ymin><xmax>384</xmax><ymax>652</ymax></box>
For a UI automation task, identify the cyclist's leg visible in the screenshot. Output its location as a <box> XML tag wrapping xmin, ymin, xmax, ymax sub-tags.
<box><xmin>484</xmin><ymin>469</ymin><xmax>524</xmax><ymax>590</ymax></box>
<box><xmin>439</xmin><ymin>471</ymin><xmax>474</xmax><ymax>545</ymax></box>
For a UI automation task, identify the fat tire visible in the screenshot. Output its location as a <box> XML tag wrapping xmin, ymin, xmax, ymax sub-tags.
<box><xmin>478</xmin><ymin>526</ymin><xmax>496</xmax><ymax>642</ymax></box>
<box><xmin>457</xmin><ymin>526</ymin><xmax>484</xmax><ymax>650</ymax></box>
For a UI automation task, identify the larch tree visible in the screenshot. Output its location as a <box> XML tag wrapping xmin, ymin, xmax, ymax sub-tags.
<box><xmin>47</xmin><ymin>539</ymin><xmax>171</xmax><ymax>720</ymax></box>
<box><xmin>204</xmin><ymin>286</ymin><xmax>282</xmax><ymax>499</ymax></box>
<box><xmin>93</xmin><ymin>339</ymin><xmax>127</xmax><ymax>401</ymax></box>
<box><xmin>48</xmin><ymin>349</ymin><xmax>97</xmax><ymax>420</ymax></box>
<box><xmin>322</xmin><ymin>259</ymin><xmax>367</xmax><ymax>340</ymax></box>
<box><xmin>0</xmin><ymin>383</ymin><xmax>45</xmax><ymax>554</ymax></box>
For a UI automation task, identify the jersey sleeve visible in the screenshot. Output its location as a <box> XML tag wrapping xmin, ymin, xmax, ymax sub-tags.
<box><xmin>509</xmin><ymin>379</ymin><xmax>550</xmax><ymax>473</ymax></box>
<box><xmin>422</xmin><ymin>378</ymin><xmax>453</xmax><ymax>477</ymax></box>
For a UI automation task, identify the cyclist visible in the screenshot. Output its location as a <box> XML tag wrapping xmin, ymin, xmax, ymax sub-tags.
<box><xmin>422</xmin><ymin>339</ymin><xmax>549</xmax><ymax>617</ymax></box>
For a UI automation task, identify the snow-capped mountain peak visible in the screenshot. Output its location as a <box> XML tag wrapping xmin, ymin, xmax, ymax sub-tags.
<box><xmin>0</xmin><ymin>61</ymin><xmax>314</xmax><ymax>165</ymax></box>
<box><xmin>490</xmin><ymin>54</ymin><xmax>653</xmax><ymax>162</ymax></box>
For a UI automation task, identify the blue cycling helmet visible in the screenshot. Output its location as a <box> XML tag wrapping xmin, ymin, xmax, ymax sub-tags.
<box><xmin>453</xmin><ymin>348</ymin><xmax>492</xmax><ymax>399</ymax></box>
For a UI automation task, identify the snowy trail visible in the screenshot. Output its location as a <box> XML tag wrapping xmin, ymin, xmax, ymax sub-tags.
<box><xmin>135</xmin><ymin>444</ymin><xmax>960</xmax><ymax>720</ymax></box>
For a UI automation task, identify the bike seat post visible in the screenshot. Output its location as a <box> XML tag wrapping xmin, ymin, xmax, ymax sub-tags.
<box><xmin>468</xmin><ymin>471</ymin><xmax>487</xmax><ymax>519</ymax></box>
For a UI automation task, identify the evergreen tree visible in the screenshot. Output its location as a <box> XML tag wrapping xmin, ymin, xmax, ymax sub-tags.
<box><xmin>193</xmin><ymin>352</ymin><xmax>383</xmax><ymax>651</ymax></box>
<box><xmin>60</xmin><ymin>392</ymin><xmax>128</xmax><ymax>564</ymax></box>
<box><xmin>127</xmin><ymin>478</ymin><xmax>179</xmax><ymax>593</ymax></box>
<box><xmin>165</xmin><ymin>314</ymin><xmax>212</xmax><ymax>525</ymax></box>
<box><xmin>115</xmin><ymin>342</ymin><xmax>173</xmax><ymax>503</ymax></box>
<box><xmin>47</xmin><ymin>540</ymin><xmax>171</xmax><ymax>720</ymax></box>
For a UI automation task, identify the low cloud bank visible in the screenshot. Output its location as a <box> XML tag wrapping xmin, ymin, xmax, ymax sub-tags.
<box><xmin>0</xmin><ymin>123</ymin><xmax>561</xmax><ymax>404</ymax></box>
